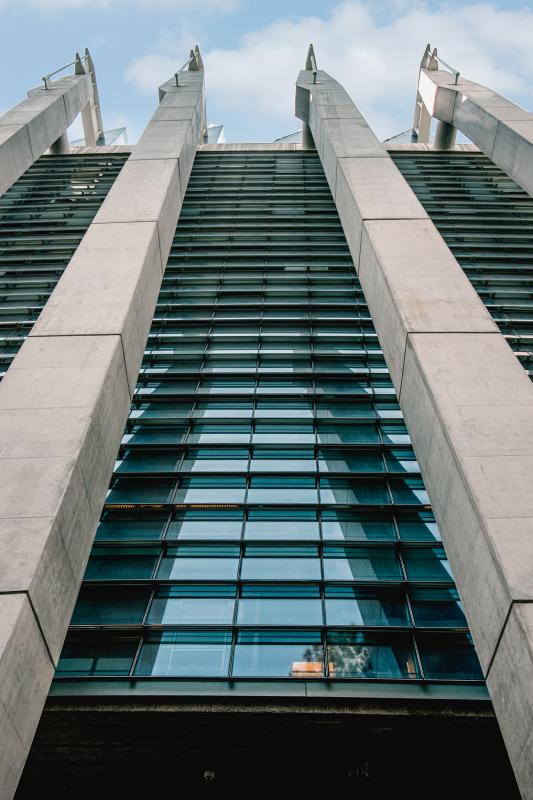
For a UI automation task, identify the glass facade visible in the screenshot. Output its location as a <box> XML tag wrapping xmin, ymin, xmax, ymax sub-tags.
<box><xmin>0</xmin><ymin>153</ymin><xmax>128</xmax><ymax>378</ymax></box>
<box><xmin>57</xmin><ymin>150</ymin><xmax>482</xmax><ymax>684</ymax></box>
<box><xmin>393</xmin><ymin>151</ymin><xmax>533</xmax><ymax>379</ymax></box>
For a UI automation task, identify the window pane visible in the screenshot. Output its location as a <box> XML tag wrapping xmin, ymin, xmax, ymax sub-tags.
<box><xmin>233</xmin><ymin>631</ymin><xmax>324</xmax><ymax>677</ymax></box>
<box><xmin>327</xmin><ymin>632</ymin><xmax>418</xmax><ymax>679</ymax></box>
<box><xmin>135</xmin><ymin>631</ymin><xmax>231</xmax><ymax>677</ymax></box>
<box><xmin>57</xmin><ymin>637</ymin><xmax>138</xmax><ymax>676</ymax></box>
<box><xmin>417</xmin><ymin>634</ymin><xmax>483</xmax><ymax>680</ymax></box>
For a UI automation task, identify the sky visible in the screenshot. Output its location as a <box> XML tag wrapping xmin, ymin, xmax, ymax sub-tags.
<box><xmin>1</xmin><ymin>0</ymin><xmax>533</xmax><ymax>143</ymax></box>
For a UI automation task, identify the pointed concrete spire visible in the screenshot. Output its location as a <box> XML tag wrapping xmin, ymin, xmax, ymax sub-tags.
<box><xmin>305</xmin><ymin>43</ymin><xmax>317</xmax><ymax>71</ymax></box>
<box><xmin>74</xmin><ymin>52</ymin><xmax>85</xmax><ymax>75</ymax></box>
<box><xmin>194</xmin><ymin>45</ymin><xmax>204</xmax><ymax>70</ymax></box>
<box><xmin>428</xmin><ymin>46</ymin><xmax>439</xmax><ymax>70</ymax></box>
<box><xmin>188</xmin><ymin>48</ymin><xmax>199</xmax><ymax>71</ymax></box>
<box><xmin>420</xmin><ymin>43</ymin><xmax>431</xmax><ymax>69</ymax></box>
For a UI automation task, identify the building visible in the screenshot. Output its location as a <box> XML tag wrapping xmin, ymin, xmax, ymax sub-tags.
<box><xmin>0</xmin><ymin>44</ymin><xmax>532</xmax><ymax>797</ymax></box>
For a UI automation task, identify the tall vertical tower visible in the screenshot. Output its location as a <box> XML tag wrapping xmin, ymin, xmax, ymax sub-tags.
<box><xmin>1</xmin><ymin>45</ymin><xmax>532</xmax><ymax>798</ymax></box>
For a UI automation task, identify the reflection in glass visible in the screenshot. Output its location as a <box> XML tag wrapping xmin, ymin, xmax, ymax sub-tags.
<box><xmin>135</xmin><ymin>631</ymin><xmax>231</xmax><ymax>677</ymax></box>
<box><xmin>233</xmin><ymin>631</ymin><xmax>324</xmax><ymax>677</ymax></box>
<box><xmin>327</xmin><ymin>632</ymin><xmax>418</xmax><ymax>678</ymax></box>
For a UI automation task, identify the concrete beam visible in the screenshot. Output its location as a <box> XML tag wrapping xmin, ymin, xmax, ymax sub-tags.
<box><xmin>296</xmin><ymin>66</ymin><xmax>533</xmax><ymax>799</ymax></box>
<box><xmin>0</xmin><ymin>64</ymin><xmax>205</xmax><ymax>799</ymax></box>
<box><xmin>418</xmin><ymin>68</ymin><xmax>533</xmax><ymax>195</ymax></box>
<box><xmin>0</xmin><ymin>75</ymin><xmax>90</xmax><ymax>197</ymax></box>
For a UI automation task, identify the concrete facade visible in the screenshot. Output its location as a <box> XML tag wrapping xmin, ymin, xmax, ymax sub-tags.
<box><xmin>0</xmin><ymin>75</ymin><xmax>90</xmax><ymax>197</ymax></box>
<box><xmin>296</xmin><ymin>67</ymin><xmax>533</xmax><ymax>800</ymax></box>
<box><xmin>417</xmin><ymin>67</ymin><xmax>533</xmax><ymax>196</ymax></box>
<box><xmin>0</xmin><ymin>60</ymin><xmax>205</xmax><ymax>799</ymax></box>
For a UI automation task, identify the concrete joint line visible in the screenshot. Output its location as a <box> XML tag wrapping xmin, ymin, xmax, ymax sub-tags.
<box><xmin>490</xmin><ymin>119</ymin><xmax>501</xmax><ymax>159</ymax></box>
<box><xmin>484</xmin><ymin>601</ymin><xmax>516</xmax><ymax>679</ymax></box>
<box><xmin>25</xmin><ymin>592</ymin><xmax>57</xmax><ymax>669</ymax></box>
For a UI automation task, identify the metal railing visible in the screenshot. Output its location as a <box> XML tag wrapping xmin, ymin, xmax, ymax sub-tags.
<box><xmin>426</xmin><ymin>48</ymin><xmax>460</xmax><ymax>85</ymax></box>
<box><xmin>41</xmin><ymin>54</ymin><xmax>86</xmax><ymax>89</ymax></box>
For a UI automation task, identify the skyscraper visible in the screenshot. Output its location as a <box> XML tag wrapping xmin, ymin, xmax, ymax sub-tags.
<box><xmin>0</xmin><ymin>45</ymin><xmax>532</xmax><ymax>798</ymax></box>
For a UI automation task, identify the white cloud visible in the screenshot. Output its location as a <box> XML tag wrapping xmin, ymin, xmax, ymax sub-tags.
<box><xmin>125</xmin><ymin>1</ymin><xmax>533</xmax><ymax>139</ymax></box>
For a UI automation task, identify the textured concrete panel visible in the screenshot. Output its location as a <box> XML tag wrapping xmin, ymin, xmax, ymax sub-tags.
<box><xmin>492</xmin><ymin>119</ymin><xmax>533</xmax><ymax>195</ymax></box>
<box><xmin>31</xmin><ymin>222</ymin><xmax>163</xmax><ymax>391</ymax></box>
<box><xmin>487</xmin><ymin>603</ymin><xmax>533</xmax><ymax>800</ymax></box>
<box><xmin>94</xmin><ymin>158</ymin><xmax>182</xmax><ymax>266</ymax></box>
<box><xmin>0</xmin><ymin>594</ymin><xmax>54</xmax><ymax>751</ymax></box>
<box><xmin>359</xmin><ymin>220</ymin><xmax>496</xmax><ymax>386</ymax></box>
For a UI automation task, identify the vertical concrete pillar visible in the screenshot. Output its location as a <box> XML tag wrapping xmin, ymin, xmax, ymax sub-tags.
<box><xmin>48</xmin><ymin>132</ymin><xmax>70</xmax><ymax>154</ymax></box>
<box><xmin>0</xmin><ymin>62</ymin><xmax>205</xmax><ymax>799</ymax></box>
<box><xmin>433</xmin><ymin>120</ymin><xmax>456</xmax><ymax>149</ymax></box>
<box><xmin>296</xmin><ymin>64</ymin><xmax>533</xmax><ymax>799</ymax></box>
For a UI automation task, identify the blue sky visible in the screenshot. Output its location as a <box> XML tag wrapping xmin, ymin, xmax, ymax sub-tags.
<box><xmin>2</xmin><ymin>0</ymin><xmax>533</xmax><ymax>143</ymax></box>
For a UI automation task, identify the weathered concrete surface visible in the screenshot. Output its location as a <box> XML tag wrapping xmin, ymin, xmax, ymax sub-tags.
<box><xmin>418</xmin><ymin>68</ymin><xmax>533</xmax><ymax>196</ymax></box>
<box><xmin>0</xmin><ymin>75</ymin><xmax>90</xmax><ymax>197</ymax></box>
<box><xmin>296</xmin><ymin>66</ymin><xmax>533</xmax><ymax>800</ymax></box>
<box><xmin>0</xmin><ymin>63</ymin><xmax>205</xmax><ymax>800</ymax></box>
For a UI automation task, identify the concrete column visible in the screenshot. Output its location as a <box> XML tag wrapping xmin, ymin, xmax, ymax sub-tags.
<box><xmin>48</xmin><ymin>132</ymin><xmax>70</xmax><ymax>154</ymax></box>
<box><xmin>0</xmin><ymin>64</ymin><xmax>205</xmax><ymax>799</ymax></box>
<box><xmin>0</xmin><ymin>75</ymin><xmax>90</xmax><ymax>197</ymax></box>
<box><xmin>296</xmin><ymin>66</ymin><xmax>533</xmax><ymax>799</ymax></box>
<box><xmin>417</xmin><ymin>67</ymin><xmax>533</xmax><ymax>197</ymax></box>
<box><xmin>433</xmin><ymin>120</ymin><xmax>456</xmax><ymax>150</ymax></box>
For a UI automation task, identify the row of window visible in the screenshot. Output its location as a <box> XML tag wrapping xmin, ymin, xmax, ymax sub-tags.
<box><xmin>122</xmin><ymin>423</ymin><xmax>410</xmax><ymax>446</ymax></box>
<box><xmin>115</xmin><ymin>448</ymin><xmax>418</xmax><ymax>475</ymax></box>
<box><xmin>72</xmin><ymin>585</ymin><xmax>466</xmax><ymax>628</ymax></box>
<box><xmin>82</xmin><ymin>543</ymin><xmax>452</xmax><ymax>583</ymax></box>
<box><xmin>95</xmin><ymin>509</ymin><xmax>440</xmax><ymax>543</ymax></box>
<box><xmin>57</xmin><ymin>630</ymin><xmax>482</xmax><ymax>681</ymax></box>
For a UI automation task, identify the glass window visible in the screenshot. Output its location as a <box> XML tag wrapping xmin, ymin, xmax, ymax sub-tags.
<box><xmin>316</xmin><ymin>423</ymin><xmax>379</xmax><ymax>444</ymax></box>
<box><xmin>233</xmin><ymin>630</ymin><xmax>324</xmax><ymax>677</ymax></box>
<box><xmin>410</xmin><ymin>588</ymin><xmax>467</xmax><ymax>628</ymax></box>
<box><xmin>403</xmin><ymin>547</ymin><xmax>454</xmax><ymax>582</ymax></box>
<box><xmin>327</xmin><ymin>632</ymin><xmax>418</xmax><ymax>679</ymax></box>
<box><xmin>157</xmin><ymin>544</ymin><xmax>240</xmax><ymax>580</ymax></box>
<box><xmin>417</xmin><ymin>633</ymin><xmax>483</xmax><ymax>680</ymax></box>
<box><xmin>321</xmin><ymin>510</ymin><xmax>396</xmax><ymax>542</ymax></box>
<box><xmin>325</xmin><ymin>587</ymin><xmax>408</xmax><ymax>626</ymax></box>
<box><xmin>245</xmin><ymin>509</ymin><xmax>320</xmax><ymax>540</ymax></box>
<box><xmin>167</xmin><ymin>509</ymin><xmax>243</xmax><ymax>540</ymax></box>
<box><xmin>237</xmin><ymin>585</ymin><xmax>322</xmax><ymax>626</ymax></box>
<box><xmin>106</xmin><ymin>477</ymin><xmax>176</xmax><ymax>505</ymax></box>
<box><xmin>319</xmin><ymin>478</ymin><xmax>389</xmax><ymax>505</ymax></box>
<box><xmin>318</xmin><ymin>449</ymin><xmax>383</xmax><ymax>474</ymax></box>
<box><xmin>95</xmin><ymin>511</ymin><xmax>168</xmax><ymax>542</ymax></box>
<box><xmin>241</xmin><ymin>544</ymin><xmax>321</xmax><ymax>580</ymax></box>
<box><xmin>56</xmin><ymin>636</ymin><xmax>139</xmax><ymax>676</ymax></box>
<box><xmin>72</xmin><ymin>588</ymin><xmax>150</xmax><ymax>625</ymax></box>
<box><xmin>390</xmin><ymin>479</ymin><xmax>430</xmax><ymax>506</ymax></box>
<box><xmin>147</xmin><ymin>585</ymin><xmax>236</xmax><ymax>625</ymax></box>
<box><xmin>174</xmin><ymin>475</ymin><xmax>246</xmax><ymax>504</ymax></box>
<box><xmin>83</xmin><ymin>547</ymin><xmax>160</xmax><ymax>581</ymax></box>
<box><xmin>135</xmin><ymin>631</ymin><xmax>231</xmax><ymax>677</ymax></box>
<box><xmin>396</xmin><ymin>512</ymin><xmax>440</xmax><ymax>542</ymax></box>
<box><xmin>323</xmin><ymin>546</ymin><xmax>401</xmax><ymax>581</ymax></box>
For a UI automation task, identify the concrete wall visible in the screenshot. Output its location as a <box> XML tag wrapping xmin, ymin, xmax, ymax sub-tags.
<box><xmin>0</xmin><ymin>68</ymin><xmax>205</xmax><ymax>799</ymax></box>
<box><xmin>0</xmin><ymin>75</ymin><xmax>90</xmax><ymax>197</ymax></box>
<box><xmin>418</xmin><ymin>68</ymin><xmax>533</xmax><ymax>197</ymax></box>
<box><xmin>296</xmin><ymin>68</ymin><xmax>533</xmax><ymax>800</ymax></box>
